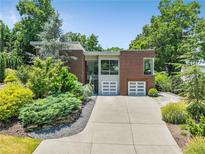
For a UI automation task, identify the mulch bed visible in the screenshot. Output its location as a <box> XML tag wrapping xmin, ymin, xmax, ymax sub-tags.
<box><xmin>166</xmin><ymin>123</ymin><xmax>190</xmax><ymax>150</ymax></box>
<box><xmin>0</xmin><ymin>118</ymin><xmax>27</xmax><ymax>137</ymax></box>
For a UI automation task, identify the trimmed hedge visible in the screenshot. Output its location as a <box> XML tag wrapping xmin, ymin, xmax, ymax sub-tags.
<box><xmin>0</xmin><ymin>83</ymin><xmax>33</xmax><ymax>121</ymax></box>
<box><xmin>161</xmin><ymin>102</ymin><xmax>189</xmax><ymax>124</ymax></box>
<box><xmin>19</xmin><ymin>93</ymin><xmax>82</xmax><ymax>129</ymax></box>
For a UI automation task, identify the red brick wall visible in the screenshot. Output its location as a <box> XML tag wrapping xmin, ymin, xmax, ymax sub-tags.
<box><xmin>65</xmin><ymin>50</ymin><xmax>86</xmax><ymax>83</ymax></box>
<box><xmin>120</xmin><ymin>51</ymin><xmax>155</xmax><ymax>95</ymax></box>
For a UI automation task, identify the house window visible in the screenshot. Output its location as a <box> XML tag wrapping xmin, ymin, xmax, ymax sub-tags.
<box><xmin>101</xmin><ymin>60</ymin><xmax>119</xmax><ymax>75</ymax></box>
<box><xmin>144</xmin><ymin>58</ymin><xmax>154</xmax><ymax>75</ymax></box>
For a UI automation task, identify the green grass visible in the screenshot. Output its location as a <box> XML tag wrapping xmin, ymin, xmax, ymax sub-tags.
<box><xmin>0</xmin><ymin>134</ymin><xmax>41</xmax><ymax>154</ymax></box>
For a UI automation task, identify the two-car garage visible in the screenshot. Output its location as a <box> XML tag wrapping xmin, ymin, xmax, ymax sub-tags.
<box><xmin>101</xmin><ymin>80</ymin><xmax>146</xmax><ymax>96</ymax></box>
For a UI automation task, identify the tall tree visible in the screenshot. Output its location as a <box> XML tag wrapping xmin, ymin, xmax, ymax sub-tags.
<box><xmin>12</xmin><ymin>0</ymin><xmax>55</xmax><ymax>63</ymax></box>
<box><xmin>129</xmin><ymin>0</ymin><xmax>204</xmax><ymax>75</ymax></box>
<box><xmin>38</xmin><ymin>12</ymin><xmax>64</xmax><ymax>59</ymax></box>
<box><xmin>0</xmin><ymin>20</ymin><xmax>11</xmax><ymax>52</ymax></box>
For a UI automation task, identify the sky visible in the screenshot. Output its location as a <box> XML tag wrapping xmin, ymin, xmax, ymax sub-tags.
<box><xmin>0</xmin><ymin>0</ymin><xmax>205</xmax><ymax>49</ymax></box>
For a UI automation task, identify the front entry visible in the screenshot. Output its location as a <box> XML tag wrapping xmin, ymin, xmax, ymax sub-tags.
<box><xmin>86</xmin><ymin>61</ymin><xmax>98</xmax><ymax>94</ymax></box>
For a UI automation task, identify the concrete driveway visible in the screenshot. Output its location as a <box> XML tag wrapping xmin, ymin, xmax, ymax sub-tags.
<box><xmin>34</xmin><ymin>96</ymin><xmax>182</xmax><ymax>154</ymax></box>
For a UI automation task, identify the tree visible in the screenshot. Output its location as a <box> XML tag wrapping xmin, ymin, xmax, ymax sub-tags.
<box><xmin>178</xmin><ymin>18</ymin><xmax>205</xmax><ymax>102</ymax></box>
<box><xmin>86</xmin><ymin>34</ymin><xmax>103</xmax><ymax>51</ymax></box>
<box><xmin>38</xmin><ymin>13</ymin><xmax>65</xmax><ymax>59</ymax></box>
<box><xmin>12</xmin><ymin>0</ymin><xmax>55</xmax><ymax>63</ymax></box>
<box><xmin>60</xmin><ymin>32</ymin><xmax>87</xmax><ymax>49</ymax></box>
<box><xmin>129</xmin><ymin>0</ymin><xmax>204</xmax><ymax>75</ymax></box>
<box><xmin>61</xmin><ymin>32</ymin><xmax>103</xmax><ymax>51</ymax></box>
<box><xmin>129</xmin><ymin>25</ymin><xmax>152</xmax><ymax>49</ymax></box>
<box><xmin>104</xmin><ymin>47</ymin><xmax>123</xmax><ymax>51</ymax></box>
<box><xmin>0</xmin><ymin>20</ymin><xmax>11</xmax><ymax>52</ymax></box>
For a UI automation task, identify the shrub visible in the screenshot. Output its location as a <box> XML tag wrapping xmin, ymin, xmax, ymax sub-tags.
<box><xmin>155</xmin><ymin>72</ymin><xmax>172</xmax><ymax>92</ymax></box>
<box><xmin>27</xmin><ymin>57</ymin><xmax>82</xmax><ymax>98</ymax></box>
<box><xmin>0</xmin><ymin>83</ymin><xmax>33</xmax><ymax>121</ymax></box>
<box><xmin>82</xmin><ymin>84</ymin><xmax>93</xmax><ymax>101</ymax></box>
<box><xmin>19</xmin><ymin>92</ymin><xmax>81</xmax><ymax>129</ymax></box>
<box><xmin>187</xmin><ymin>116</ymin><xmax>205</xmax><ymax>136</ymax></box>
<box><xmin>184</xmin><ymin>137</ymin><xmax>205</xmax><ymax>154</ymax></box>
<box><xmin>16</xmin><ymin>65</ymin><xmax>30</xmax><ymax>84</ymax></box>
<box><xmin>148</xmin><ymin>88</ymin><xmax>158</xmax><ymax>97</ymax></box>
<box><xmin>4</xmin><ymin>69</ymin><xmax>19</xmax><ymax>83</ymax></box>
<box><xmin>187</xmin><ymin>101</ymin><xmax>205</xmax><ymax>121</ymax></box>
<box><xmin>161</xmin><ymin>102</ymin><xmax>189</xmax><ymax>124</ymax></box>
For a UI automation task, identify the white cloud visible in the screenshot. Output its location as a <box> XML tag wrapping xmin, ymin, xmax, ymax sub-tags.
<box><xmin>0</xmin><ymin>10</ymin><xmax>20</xmax><ymax>29</ymax></box>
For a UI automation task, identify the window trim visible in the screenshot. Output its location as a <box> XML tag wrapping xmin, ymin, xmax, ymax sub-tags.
<box><xmin>100</xmin><ymin>59</ymin><xmax>119</xmax><ymax>75</ymax></box>
<box><xmin>143</xmin><ymin>58</ymin><xmax>154</xmax><ymax>75</ymax></box>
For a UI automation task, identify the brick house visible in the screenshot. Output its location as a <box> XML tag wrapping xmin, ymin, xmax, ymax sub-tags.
<box><xmin>31</xmin><ymin>42</ymin><xmax>155</xmax><ymax>96</ymax></box>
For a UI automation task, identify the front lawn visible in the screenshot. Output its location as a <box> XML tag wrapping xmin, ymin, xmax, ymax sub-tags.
<box><xmin>0</xmin><ymin>134</ymin><xmax>41</xmax><ymax>154</ymax></box>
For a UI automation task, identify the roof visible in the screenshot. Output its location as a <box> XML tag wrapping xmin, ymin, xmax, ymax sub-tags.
<box><xmin>30</xmin><ymin>41</ymin><xmax>85</xmax><ymax>51</ymax></box>
<box><xmin>30</xmin><ymin>41</ymin><xmax>155</xmax><ymax>55</ymax></box>
<box><xmin>84</xmin><ymin>51</ymin><xmax>120</xmax><ymax>56</ymax></box>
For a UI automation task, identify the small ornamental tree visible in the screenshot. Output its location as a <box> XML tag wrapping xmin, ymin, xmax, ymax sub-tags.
<box><xmin>177</xmin><ymin>20</ymin><xmax>205</xmax><ymax>120</ymax></box>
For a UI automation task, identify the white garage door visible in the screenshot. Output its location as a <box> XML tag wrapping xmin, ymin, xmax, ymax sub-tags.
<box><xmin>128</xmin><ymin>81</ymin><xmax>146</xmax><ymax>96</ymax></box>
<box><xmin>102</xmin><ymin>81</ymin><xmax>117</xmax><ymax>95</ymax></box>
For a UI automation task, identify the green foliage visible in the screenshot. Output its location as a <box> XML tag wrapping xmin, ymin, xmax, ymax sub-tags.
<box><xmin>19</xmin><ymin>92</ymin><xmax>81</xmax><ymax>129</ymax></box>
<box><xmin>0</xmin><ymin>20</ymin><xmax>11</xmax><ymax>52</ymax></box>
<box><xmin>155</xmin><ymin>72</ymin><xmax>172</xmax><ymax>92</ymax></box>
<box><xmin>187</xmin><ymin>116</ymin><xmax>205</xmax><ymax>136</ymax></box>
<box><xmin>60</xmin><ymin>32</ymin><xmax>103</xmax><ymax>51</ymax></box>
<box><xmin>184</xmin><ymin>137</ymin><xmax>205</xmax><ymax>154</ymax></box>
<box><xmin>11</xmin><ymin>0</ymin><xmax>55</xmax><ymax>63</ymax></box>
<box><xmin>26</xmin><ymin>57</ymin><xmax>82</xmax><ymax>98</ymax></box>
<box><xmin>148</xmin><ymin>88</ymin><xmax>158</xmax><ymax>97</ymax></box>
<box><xmin>0</xmin><ymin>83</ymin><xmax>33</xmax><ymax>121</ymax></box>
<box><xmin>4</xmin><ymin>69</ymin><xmax>19</xmax><ymax>83</ymax></box>
<box><xmin>0</xmin><ymin>52</ymin><xmax>22</xmax><ymax>82</ymax></box>
<box><xmin>187</xmin><ymin>102</ymin><xmax>205</xmax><ymax>121</ymax></box>
<box><xmin>129</xmin><ymin>0</ymin><xmax>204</xmax><ymax>75</ymax></box>
<box><xmin>161</xmin><ymin>102</ymin><xmax>189</xmax><ymax>124</ymax></box>
<box><xmin>38</xmin><ymin>13</ymin><xmax>65</xmax><ymax>59</ymax></box>
<box><xmin>27</xmin><ymin>57</ymin><xmax>61</xmax><ymax>98</ymax></box>
<box><xmin>104</xmin><ymin>47</ymin><xmax>123</xmax><ymax>51</ymax></box>
<box><xmin>16</xmin><ymin>65</ymin><xmax>30</xmax><ymax>84</ymax></box>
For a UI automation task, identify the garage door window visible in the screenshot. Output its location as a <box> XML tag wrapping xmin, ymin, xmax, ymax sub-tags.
<box><xmin>128</xmin><ymin>81</ymin><xmax>146</xmax><ymax>96</ymax></box>
<box><xmin>101</xmin><ymin>60</ymin><xmax>119</xmax><ymax>75</ymax></box>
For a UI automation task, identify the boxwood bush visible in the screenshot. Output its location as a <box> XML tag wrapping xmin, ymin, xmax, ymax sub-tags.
<box><xmin>148</xmin><ymin>88</ymin><xmax>158</xmax><ymax>97</ymax></box>
<box><xmin>19</xmin><ymin>92</ymin><xmax>82</xmax><ymax>129</ymax></box>
<box><xmin>0</xmin><ymin>83</ymin><xmax>33</xmax><ymax>121</ymax></box>
<box><xmin>161</xmin><ymin>102</ymin><xmax>189</xmax><ymax>124</ymax></box>
<box><xmin>184</xmin><ymin>137</ymin><xmax>205</xmax><ymax>154</ymax></box>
